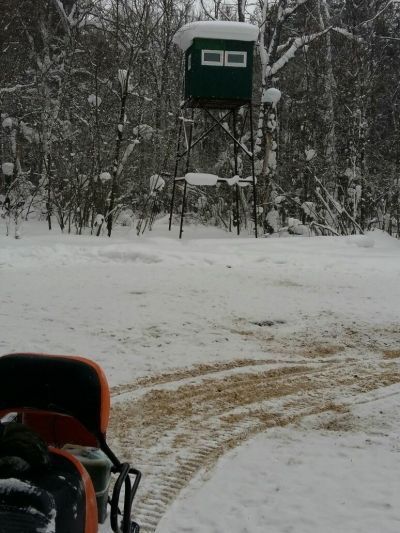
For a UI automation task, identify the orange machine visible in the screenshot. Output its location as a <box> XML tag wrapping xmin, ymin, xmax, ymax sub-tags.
<box><xmin>0</xmin><ymin>353</ymin><xmax>141</xmax><ymax>533</ymax></box>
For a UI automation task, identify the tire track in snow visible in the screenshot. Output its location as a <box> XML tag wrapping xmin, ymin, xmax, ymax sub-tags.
<box><xmin>110</xmin><ymin>358</ymin><xmax>286</xmax><ymax>397</ymax></box>
<box><xmin>108</xmin><ymin>356</ymin><xmax>400</xmax><ymax>532</ymax></box>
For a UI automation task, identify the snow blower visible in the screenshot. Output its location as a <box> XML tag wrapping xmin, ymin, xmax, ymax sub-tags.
<box><xmin>0</xmin><ymin>353</ymin><xmax>141</xmax><ymax>533</ymax></box>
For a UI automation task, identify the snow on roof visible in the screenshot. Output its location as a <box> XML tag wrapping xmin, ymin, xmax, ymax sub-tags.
<box><xmin>173</xmin><ymin>21</ymin><xmax>259</xmax><ymax>51</ymax></box>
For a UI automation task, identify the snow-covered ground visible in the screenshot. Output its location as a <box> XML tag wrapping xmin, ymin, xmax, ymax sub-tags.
<box><xmin>159</xmin><ymin>386</ymin><xmax>400</xmax><ymax>533</ymax></box>
<box><xmin>1</xmin><ymin>217</ymin><xmax>400</xmax><ymax>532</ymax></box>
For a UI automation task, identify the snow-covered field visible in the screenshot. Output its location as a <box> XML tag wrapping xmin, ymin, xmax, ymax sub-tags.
<box><xmin>1</xmin><ymin>218</ymin><xmax>400</xmax><ymax>532</ymax></box>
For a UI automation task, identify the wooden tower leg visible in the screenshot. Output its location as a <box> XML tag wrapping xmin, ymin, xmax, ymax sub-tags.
<box><xmin>168</xmin><ymin>180</ymin><xmax>177</xmax><ymax>231</ymax></box>
<box><xmin>179</xmin><ymin>110</ymin><xmax>194</xmax><ymax>239</ymax></box>
<box><xmin>233</xmin><ymin>109</ymin><xmax>240</xmax><ymax>236</ymax></box>
<box><xmin>179</xmin><ymin>180</ymin><xmax>187</xmax><ymax>239</ymax></box>
<box><xmin>249</xmin><ymin>103</ymin><xmax>258</xmax><ymax>238</ymax></box>
<box><xmin>169</xmin><ymin>119</ymin><xmax>183</xmax><ymax>231</ymax></box>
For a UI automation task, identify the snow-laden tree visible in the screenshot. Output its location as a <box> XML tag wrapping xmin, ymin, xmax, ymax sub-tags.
<box><xmin>2</xmin><ymin>0</ymin><xmax>400</xmax><ymax>237</ymax></box>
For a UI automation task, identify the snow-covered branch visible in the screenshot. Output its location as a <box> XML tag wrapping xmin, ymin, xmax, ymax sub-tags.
<box><xmin>376</xmin><ymin>35</ymin><xmax>400</xmax><ymax>41</ymax></box>
<box><xmin>117</xmin><ymin>141</ymin><xmax>139</xmax><ymax>178</ymax></box>
<box><xmin>267</xmin><ymin>28</ymin><xmax>331</xmax><ymax>77</ymax></box>
<box><xmin>260</xmin><ymin>0</ymin><xmax>312</xmax><ymax>80</ymax></box>
<box><xmin>0</xmin><ymin>83</ymin><xmax>36</xmax><ymax>94</ymax></box>
<box><xmin>357</xmin><ymin>0</ymin><xmax>396</xmax><ymax>27</ymax></box>
<box><xmin>331</xmin><ymin>27</ymin><xmax>363</xmax><ymax>43</ymax></box>
<box><xmin>283</xmin><ymin>0</ymin><xmax>309</xmax><ymax>19</ymax></box>
<box><xmin>276</xmin><ymin>37</ymin><xmax>295</xmax><ymax>55</ymax></box>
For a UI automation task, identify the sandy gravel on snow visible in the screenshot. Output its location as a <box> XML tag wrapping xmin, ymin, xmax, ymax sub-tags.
<box><xmin>108</xmin><ymin>329</ymin><xmax>400</xmax><ymax>532</ymax></box>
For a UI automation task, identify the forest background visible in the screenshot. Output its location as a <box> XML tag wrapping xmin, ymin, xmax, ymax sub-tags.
<box><xmin>1</xmin><ymin>0</ymin><xmax>399</xmax><ymax>238</ymax></box>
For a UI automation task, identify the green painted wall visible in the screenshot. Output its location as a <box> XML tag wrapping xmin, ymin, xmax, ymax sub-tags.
<box><xmin>185</xmin><ymin>38</ymin><xmax>254</xmax><ymax>103</ymax></box>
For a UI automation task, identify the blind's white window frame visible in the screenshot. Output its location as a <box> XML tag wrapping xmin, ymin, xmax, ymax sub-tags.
<box><xmin>224</xmin><ymin>51</ymin><xmax>247</xmax><ymax>68</ymax></box>
<box><xmin>187</xmin><ymin>53</ymin><xmax>192</xmax><ymax>71</ymax></box>
<box><xmin>201</xmin><ymin>49</ymin><xmax>224</xmax><ymax>66</ymax></box>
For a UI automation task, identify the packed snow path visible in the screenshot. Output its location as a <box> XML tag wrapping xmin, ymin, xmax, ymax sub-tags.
<box><xmin>109</xmin><ymin>330</ymin><xmax>400</xmax><ymax>532</ymax></box>
<box><xmin>1</xmin><ymin>222</ymin><xmax>400</xmax><ymax>532</ymax></box>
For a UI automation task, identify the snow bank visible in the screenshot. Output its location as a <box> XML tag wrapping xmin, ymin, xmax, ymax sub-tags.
<box><xmin>173</xmin><ymin>21</ymin><xmax>259</xmax><ymax>51</ymax></box>
<box><xmin>346</xmin><ymin>230</ymin><xmax>400</xmax><ymax>250</ymax></box>
<box><xmin>0</xmin><ymin>242</ymin><xmax>164</xmax><ymax>268</ymax></box>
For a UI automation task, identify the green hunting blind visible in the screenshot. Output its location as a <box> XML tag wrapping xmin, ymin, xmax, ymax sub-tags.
<box><xmin>170</xmin><ymin>21</ymin><xmax>260</xmax><ymax>238</ymax></box>
<box><xmin>173</xmin><ymin>21</ymin><xmax>259</xmax><ymax>108</ymax></box>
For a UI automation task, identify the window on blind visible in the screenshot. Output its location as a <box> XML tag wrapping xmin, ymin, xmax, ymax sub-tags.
<box><xmin>225</xmin><ymin>51</ymin><xmax>247</xmax><ymax>68</ymax></box>
<box><xmin>201</xmin><ymin>50</ymin><xmax>223</xmax><ymax>66</ymax></box>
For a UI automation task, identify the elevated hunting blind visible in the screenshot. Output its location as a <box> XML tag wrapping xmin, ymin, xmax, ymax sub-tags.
<box><xmin>173</xmin><ymin>21</ymin><xmax>259</xmax><ymax>108</ymax></box>
<box><xmin>170</xmin><ymin>21</ymin><xmax>260</xmax><ymax>238</ymax></box>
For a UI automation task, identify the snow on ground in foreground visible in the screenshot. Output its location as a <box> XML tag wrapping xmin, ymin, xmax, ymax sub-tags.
<box><xmin>158</xmin><ymin>385</ymin><xmax>400</xmax><ymax>533</ymax></box>
<box><xmin>1</xmin><ymin>219</ymin><xmax>400</xmax><ymax>386</ymax></box>
<box><xmin>1</xmin><ymin>218</ymin><xmax>400</xmax><ymax>532</ymax></box>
